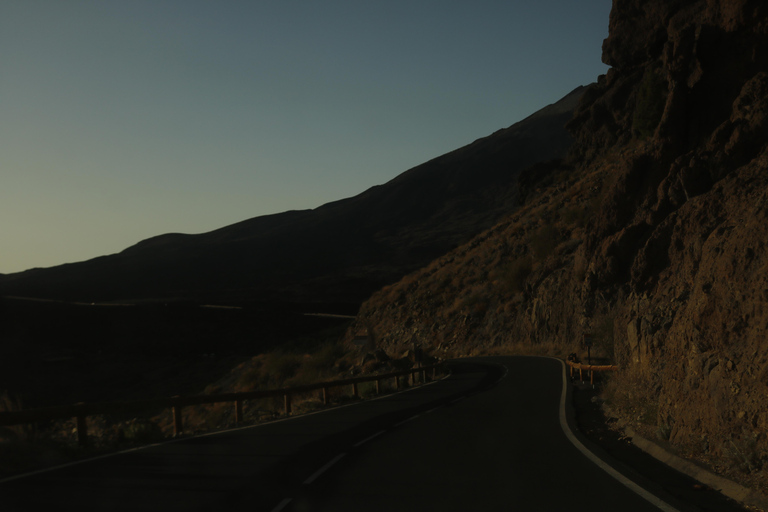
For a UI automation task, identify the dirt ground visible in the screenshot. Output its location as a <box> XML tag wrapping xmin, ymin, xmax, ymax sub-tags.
<box><xmin>572</xmin><ymin>381</ymin><xmax>758</xmax><ymax>512</ymax></box>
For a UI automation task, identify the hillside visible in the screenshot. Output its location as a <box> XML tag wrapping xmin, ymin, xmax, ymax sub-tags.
<box><xmin>349</xmin><ymin>0</ymin><xmax>768</xmax><ymax>494</ymax></box>
<box><xmin>0</xmin><ymin>87</ymin><xmax>583</xmax><ymax>310</ymax></box>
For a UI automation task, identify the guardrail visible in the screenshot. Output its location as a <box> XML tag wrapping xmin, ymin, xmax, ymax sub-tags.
<box><xmin>565</xmin><ymin>360</ymin><xmax>618</xmax><ymax>385</ymax></box>
<box><xmin>0</xmin><ymin>362</ymin><xmax>446</xmax><ymax>447</ymax></box>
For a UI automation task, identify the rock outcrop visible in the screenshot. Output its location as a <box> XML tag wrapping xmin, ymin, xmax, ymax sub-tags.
<box><xmin>350</xmin><ymin>0</ymin><xmax>768</xmax><ymax>492</ymax></box>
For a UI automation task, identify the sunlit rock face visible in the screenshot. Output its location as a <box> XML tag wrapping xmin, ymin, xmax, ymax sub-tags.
<box><xmin>351</xmin><ymin>0</ymin><xmax>768</xmax><ymax>482</ymax></box>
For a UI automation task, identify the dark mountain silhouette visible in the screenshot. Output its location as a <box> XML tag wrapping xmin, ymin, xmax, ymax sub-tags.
<box><xmin>0</xmin><ymin>86</ymin><xmax>586</xmax><ymax>310</ymax></box>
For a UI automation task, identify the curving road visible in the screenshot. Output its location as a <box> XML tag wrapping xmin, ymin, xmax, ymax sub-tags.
<box><xmin>3</xmin><ymin>357</ymin><xmax>688</xmax><ymax>511</ymax></box>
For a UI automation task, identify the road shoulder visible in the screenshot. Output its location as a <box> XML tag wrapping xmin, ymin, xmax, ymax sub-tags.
<box><xmin>571</xmin><ymin>379</ymin><xmax>765</xmax><ymax>512</ymax></box>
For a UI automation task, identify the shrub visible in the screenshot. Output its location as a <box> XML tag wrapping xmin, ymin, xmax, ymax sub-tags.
<box><xmin>725</xmin><ymin>433</ymin><xmax>764</xmax><ymax>474</ymax></box>
<box><xmin>495</xmin><ymin>256</ymin><xmax>532</xmax><ymax>293</ymax></box>
<box><xmin>358</xmin><ymin>382</ymin><xmax>378</xmax><ymax>398</ymax></box>
<box><xmin>530</xmin><ymin>224</ymin><xmax>560</xmax><ymax>261</ymax></box>
<box><xmin>307</xmin><ymin>341</ymin><xmax>344</xmax><ymax>374</ymax></box>
<box><xmin>265</xmin><ymin>351</ymin><xmax>303</xmax><ymax>383</ymax></box>
<box><xmin>121</xmin><ymin>419</ymin><xmax>164</xmax><ymax>444</ymax></box>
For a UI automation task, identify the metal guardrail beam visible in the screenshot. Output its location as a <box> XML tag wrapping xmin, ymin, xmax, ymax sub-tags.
<box><xmin>0</xmin><ymin>362</ymin><xmax>447</xmax><ymax>445</ymax></box>
<box><xmin>565</xmin><ymin>360</ymin><xmax>618</xmax><ymax>385</ymax></box>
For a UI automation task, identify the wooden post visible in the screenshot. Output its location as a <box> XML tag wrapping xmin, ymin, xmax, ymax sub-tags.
<box><xmin>173</xmin><ymin>402</ymin><xmax>183</xmax><ymax>436</ymax></box>
<box><xmin>375</xmin><ymin>378</ymin><xmax>381</xmax><ymax>394</ymax></box>
<box><xmin>590</xmin><ymin>369</ymin><xmax>595</xmax><ymax>386</ymax></box>
<box><xmin>322</xmin><ymin>386</ymin><xmax>329</xmax><ymax>405</ymax></box>
<box><xmin>579</xmin><ymin>367</ymin><xmax>583</xmax><ymax>381</ymax></box>
<box><xmin>284</xmin><ymin>394</ymin><xmax>292</xmax><ymax>415</ymax></box>
<box><xmin>76</xmin><ymin>414</ymin><xmax>88</xmax><ymax>447</ymax></box>
<box><xmin>395</xmin><ymin>375</ymin><xmax>400</xmax><ymax>389</ymax></box>
<box><xmin>352</xmin><ymin>382</ymin><xmax>359</xmax><ymax>398</ymax></box>
<box><xmin>235</xmin><ymin>399</ymin><xmax>243</xmax><ymax>423</ymax></box>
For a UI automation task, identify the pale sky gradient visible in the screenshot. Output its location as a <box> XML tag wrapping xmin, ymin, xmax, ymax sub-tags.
<box><xmin>1</xmin><ymin>0</ymin><xmax>611</xmax><ymax>274</ymax></box>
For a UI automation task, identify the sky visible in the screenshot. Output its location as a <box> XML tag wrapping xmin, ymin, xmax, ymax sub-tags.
<box><xmin>1</xmin><ymin>0</ymin><xmax>611</xmax><ymax>274</ymax></box>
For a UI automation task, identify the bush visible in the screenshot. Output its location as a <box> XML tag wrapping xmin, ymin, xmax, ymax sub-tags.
<box><xmin>358</xmin><ymin>382</ymin><xmax>378</xmax><ymax>398</ymax></box>
<box><xmin>121</xmin><ymin>419</ymin><xmax>164</xmax><ymax>444</ymax></box>
<box><xmin>730</xmin><ymin>435</ymin><xmax>765</xmax><ymax>474</ymax></box>
<box><xmin>495</xmin><ymin>256</ymin><xmax>532</xmax><ymax>293</ymax></box>
<box><xmin>308</xmin><ymin>341</ymin><xmax>345</xmax><ymax>374</ymax></box>
<box><xmin>530</xmin><ymin>223</ymin><xmax>560</xmax><ymax>261</ymax></box>
<box><xmin>265</xmin><ymin>352</ymin><xmax>303</xmax><ymax>383</ymax></box>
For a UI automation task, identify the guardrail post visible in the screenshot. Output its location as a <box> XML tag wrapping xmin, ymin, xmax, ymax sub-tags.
<box><xmin>235</xmin><ymin>399</ymin><xmax>243</xmax><ymax>423</ymax></box>
<box><xmin>352</xmin><ymin>382</ymin><xmax>359</xmax><ymax>398</ymax></box>
<box><xmin>75</xmin><ymin>406</ymin><xmax>88</xmax><ymax>447</ymax></box>
<box><xmin>284</xmin><ymin>394</ymin><xmax>292</xmax><ymax>415</ymax></box>
<box><xmin>579</xmin><ymin>366</ymin><xmax>583</xmax><ymax>381</ymax></box>
<box><xmin>172</xmin><ymin>398</ymin><xmax>183</xmax><ymax>436</ymax></box>
<box><xmin>322</xmin><ymin>386</ymin><xmax>329</xmax><ymax>405</ymax></box>
<box><xmin>395</xmin><ymin>375</ymin><xmax>400</xmax><ymax>389</ymax></box>
<box><xmin>590</xmin><ymin>369</ymin><xmax>595</xmax><ymax>386</ymax></box>
<box><xmin>375</xmin><ymin>378</ymin><xmax>381</xmax><ymax>394</ymax></box>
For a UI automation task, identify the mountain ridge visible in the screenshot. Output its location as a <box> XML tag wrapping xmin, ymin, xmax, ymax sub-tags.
<box><xmin>0</xmin><ymin>85</ymin><xmax>586</xmax><ymax>308</ymax></box>
<box><xmin>348</xmin><ymin>0</ymin><xmax>768</xmax><ymax>496</ymax></box>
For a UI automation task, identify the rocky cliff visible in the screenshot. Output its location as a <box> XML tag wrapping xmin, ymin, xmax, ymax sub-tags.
<box><xmin>350</xmin><ymin>0</ymin><xmax>768</xmax><ymax>492</ymax></box>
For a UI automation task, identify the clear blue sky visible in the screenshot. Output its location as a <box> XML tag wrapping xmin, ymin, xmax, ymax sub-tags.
<box><xmin>1</xmin><ymin>0</ymin><xmax>611</xmax><ymax>274</ymax></box>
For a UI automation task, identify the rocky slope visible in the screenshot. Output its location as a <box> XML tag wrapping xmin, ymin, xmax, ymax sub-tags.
<box><xmin>0</xmin><ymin>87</ymin><xmax>583</xmax><ymax>310</ymax></box>
<box><xmin>349</xmin><ymin>0</ymin><xmax>768</xmax><ymax>493</ymax></box>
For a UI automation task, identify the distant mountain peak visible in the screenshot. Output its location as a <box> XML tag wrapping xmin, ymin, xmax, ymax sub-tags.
<box><xmin>0</xmin><ymin>86</ymin><xmax>588</xmax><ymax>307</ymax></box>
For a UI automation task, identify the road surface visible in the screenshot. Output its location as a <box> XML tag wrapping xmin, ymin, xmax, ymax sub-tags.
<box><xmin>2</xmin><ymin>357</ymin><xmax>690</xmax><ymax>511</ymax></box>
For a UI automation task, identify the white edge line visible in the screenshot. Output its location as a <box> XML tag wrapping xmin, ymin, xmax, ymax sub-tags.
<box><xmin>303</xmin><ymin>453</ymin><xmax>346</xmax><ymax>485</ymax></box>
<box><xmin>353</xmin><ymin>430</ymin><xmax>387</xmax><ymax>448</ymax></box>
<box><xmin>555</xmin><ymin>358</ymin><xmax>681</xmax><ymax>512</ymax></box>
<box><xmin>0</xmin><ymin>370</ymin><xmax>453</xmax><ymax>484</ymax></box>
<box><xmin>270</xmin><ymin>497</ymin><xmax>293</xmax><ymax>512</ymax></box>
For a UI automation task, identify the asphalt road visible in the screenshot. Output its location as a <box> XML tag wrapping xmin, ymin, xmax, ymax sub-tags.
<box><xmin>2</xmin><ymin>357</ymin><xmax>691</xmax><ymax>511</ymax></box>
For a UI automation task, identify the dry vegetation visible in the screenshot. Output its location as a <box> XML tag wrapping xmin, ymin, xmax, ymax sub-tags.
<box><xmin>350</xmin><ymin>153</ymin><xmax>619</xmax><ymax>363</ymax></box>
<box><xmin>0</xmin><ymin>319</ymin><xmax>435</xmax><ymax>479</ymax></box>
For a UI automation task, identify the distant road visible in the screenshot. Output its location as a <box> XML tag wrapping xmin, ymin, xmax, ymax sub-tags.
<box><xmin>3</xmin><ymin>357</ymin><xmax>683</xmax><ymax>512</ymax></box>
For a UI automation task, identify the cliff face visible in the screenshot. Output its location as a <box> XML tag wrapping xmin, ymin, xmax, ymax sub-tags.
<box><xmin>350</xmin><ymin>0</ymin><xmax>768</xmax><ymax>489</ymax></box>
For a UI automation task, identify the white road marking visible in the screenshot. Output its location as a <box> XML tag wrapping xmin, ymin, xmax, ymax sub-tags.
<box><xmin>354</xmin><ymin>430</ymin><xmax>387</xmax><ymax>448</ymax></box>
<box><xmin>270</xmin><ymin>498</ymin><xmax>293</xmax><ymax>512</ymax></box>
<box><xmin>449</xmin><ymin>396</ymin><xmax>465</xmax><ymax>404</ymax></box>
<box><xmin>555</xmin><ymin>359</ymin><xmax>681</xmax><ymax>512</ymax></box>
<box><xmin>304</xmin><ymin>453</ymin><xmax>346</xmax><ymax>485</ymax></box>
